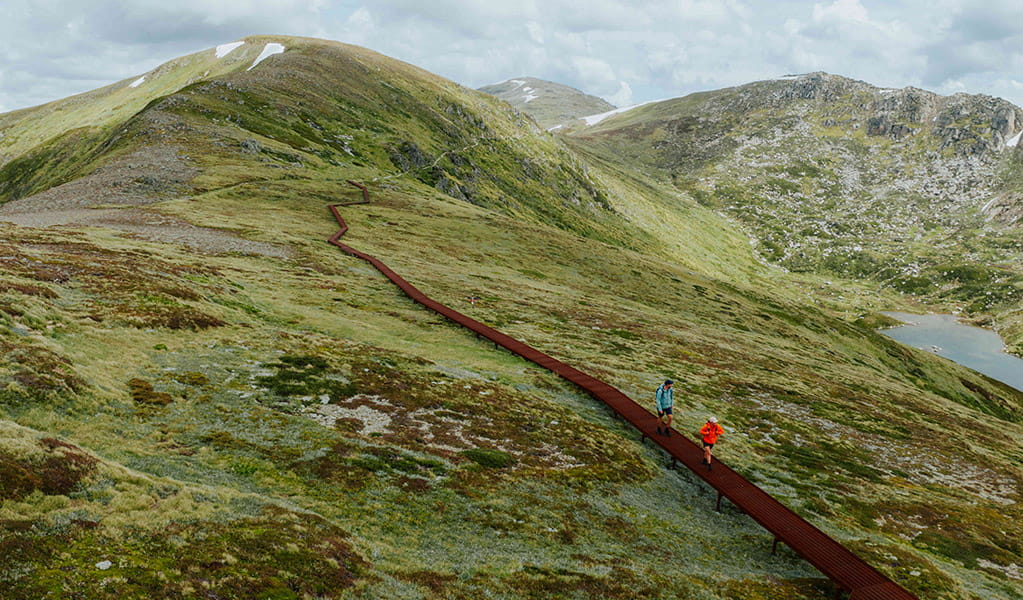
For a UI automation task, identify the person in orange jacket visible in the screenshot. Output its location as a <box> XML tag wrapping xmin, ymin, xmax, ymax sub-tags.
<box><xmin>700</xmin><ymin>416</ymin><xmax>724</xmax><ymax>470</ymax></box>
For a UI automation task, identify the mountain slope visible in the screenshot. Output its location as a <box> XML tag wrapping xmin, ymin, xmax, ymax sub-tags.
<box><xmin>1</xmin><ymin>40</ymin><xmax>1022</xmax><ymax>600</ymax></box>
<box><xmin>0</xmin><ymin>39</ymin><xmax>645</xmax><ymax>250</ymax></box>
<box><xmin>564</xmin><ymin>72</ymin><xmax>1023</xmax><ymax>355</ymax></box>
<box><xmin>479</xmin><ymin>77</ymin><xmax>615</xmax><ymax>129</ymax></box>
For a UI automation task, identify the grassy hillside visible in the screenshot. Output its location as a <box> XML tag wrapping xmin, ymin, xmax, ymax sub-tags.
<box><xmin>0</xmin><ymin>37</ymin><xmax>638</xmax><ymax>251</ymax></box>
<box><xmin>2</xmin><ymin>40</ymin><xmax>1023</xmax><ymax>600</ymax></box>
<box><xmin>0</xmin><ymin>41</ymin><xmax>290</xmax><ymax>205</ymax></box>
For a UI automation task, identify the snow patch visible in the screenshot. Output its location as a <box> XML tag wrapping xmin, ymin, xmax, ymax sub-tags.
<box><xmin>129</xmin><ymin>76</ymin><xmax>146</xmax><ymax>88</ymax></box>
<box><xmin>509</xmin><ymin>79</ymin><xmax>526</xmax><ymax>88</ymax></box>
<box><xmin>775</xmin><ymin>74</ymin><xmax>801</xmax><ymax>81</ymax></box>
<box><xmin>216</xmin><ymin>41</ymin><xmax>244</xmax><ymax>59</ymax></box>
<box><xmin>522</xmin><ymin>87</ymin><xmax>539</xmax><ymax>102</ymax></box>
<box><xmin>982</xmin><ymin>197</ymin><xmax>998</xmax><ymax>212</ymax></box>
<box><xmin>582</xmin><ymin>100</ymin><xmax>660</xmax><ymax>126</ymax></box>
<box><xmin>547</xmin><ymin>124</ymin><xmax>564</xmax><ymax>132</ymax></box>
<box><xmin>1007</xmin><ymin>129</ymin><xmax>1022</xmax><ymax>147</ymax></box>
<box><xmin>247</xmin><ymin>43</ymin><xmax>285</xmax><ymax>71</ymax></box>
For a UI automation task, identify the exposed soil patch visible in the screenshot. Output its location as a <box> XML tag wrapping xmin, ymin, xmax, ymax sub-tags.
<box><xmin>0</xmin><ymin>144</ymin><xmax>292</xmax><ymax>258</ymax></box>
<box><xmin>0</xmin><ymin>207</ymin><xmax>292</xmax><ymax>258</ymax></box>
<box><xmin>0</xmin><ymin>145</ymin><xmax>194</xmax><ymax>213</ymax></box>
<box><xmin>979</xmin><ymin>559</ymin><xmax>1023</xmax><ymax>581</ymax></box>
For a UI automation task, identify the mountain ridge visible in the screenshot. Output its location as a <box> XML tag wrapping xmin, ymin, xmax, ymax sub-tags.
<box><xmin>561</xmin><ymin>70</ymin><xmax>1023</xmax><ymax>356</ymax></box>
<box><xmin>574</xmin><ymin>71</ymin><xmax>1022</xmax><ymax>154</ymax></box>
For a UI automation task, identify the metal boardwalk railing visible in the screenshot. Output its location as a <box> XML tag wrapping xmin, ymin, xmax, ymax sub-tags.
<box><xmin>328</xmin><ymin>181</ymin><xmax>918</xmax><ymax>600</ymax></box>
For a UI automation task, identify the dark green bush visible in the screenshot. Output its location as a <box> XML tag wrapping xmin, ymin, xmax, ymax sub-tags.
<box><xmin>461</xmin><ymin>448</ymin><xmax>516</xmax><ymax>469</ymax></box>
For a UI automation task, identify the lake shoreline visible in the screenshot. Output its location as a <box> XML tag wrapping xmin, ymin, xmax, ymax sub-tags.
<box><xmin>878</xmin><ymin>311</ymin><xmax>1023</xmax><ymax>393</ymax></box>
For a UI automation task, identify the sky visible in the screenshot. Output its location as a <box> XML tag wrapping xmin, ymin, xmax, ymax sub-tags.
<box><xmin>3</xmin><ymin>0</ymin><xmax>1023</xmax><ymax>113</ymax></box>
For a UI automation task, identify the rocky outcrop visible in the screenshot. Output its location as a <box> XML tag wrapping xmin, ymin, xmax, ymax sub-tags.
<box><xmin>866</xmin><ymin>116</ymin><xmax>914</xmax><ymax>140</ymax></box>
<box><xmin>773</xmin><ymin>73</ymin><xmax>1023</xmax><ymax>155</ymax></box>
<box><xmin>435</xmin><ymin>173</ymin><xmax>472</xmax><ymax>201</ymax></box>
<box><xmin>932</xmin><ymin>93</ymin><xmax>1020</xmax><ymax>156</ymax></box>
<box><xmin>388</xmin><ymin>140</ymin><xmax>430</xmax><ymax>172</ymax></box>
<box><xmin>984</xmin><ymin>193</ymin><xmax>1023</xmax><ymax>225</ymax></box>
<box><xmin>727</xmin><ymin>73</ymin><xmax>1023</xmax><ymax>156</ymax></box>
<box><xmin>570</xmin><ymin>70</ymin><xmax>1023</xmax><ymax>302</ymax></box>
<box><xmin>873</xmin><ymin>87</ymin><xmax>932</xmax><ymax>123</ymax></box>
<box><xmin>777</xmin><ymin>72</ymin><xmax>865</xmax><ymax>103</ymax></box>
<box><xmin>863</xmin><ymin>87</ymin><xmax>933</xmax><ymax>140</ymax></box>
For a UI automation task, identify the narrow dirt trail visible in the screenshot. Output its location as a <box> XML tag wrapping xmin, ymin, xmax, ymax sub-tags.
<box><xmin>328</xmin><ymin>181</ymin><xmax>918</xmax><ymax>600</ymax></box>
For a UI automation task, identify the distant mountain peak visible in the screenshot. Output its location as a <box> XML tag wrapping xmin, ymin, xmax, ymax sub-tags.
<box><xmin>491</xmin><ymin>78</ymin><xmax>540</xmax><ymax>104</ymax></box>
<box><xmin>478</xmin><ymin>76</ymin><xmax>615</xmax><ymax>129</ymax></box>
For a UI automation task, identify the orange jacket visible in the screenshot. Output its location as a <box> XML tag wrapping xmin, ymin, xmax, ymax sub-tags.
<box><xmin>700</xmin><ymin>422</ymin><xmax>724</xmax><ymax>444</ymax></box>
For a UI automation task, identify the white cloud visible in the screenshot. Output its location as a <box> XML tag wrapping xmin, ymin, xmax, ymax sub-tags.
<box><xmin>570</xmin><ymin>56</ymin><xmax>616</xmax><ymax>85</ymax></box>
<box><xmin>812</xmin><ymin>0</ymin><xmax>869</xmax><ymax>24</ymax></box>
<box><xmin>941</xmin><ymin>79</ymin><xmax>969</xmax><ymax>93</ymax></box>
<box><xmin>776</xmin><ymin>0</ymin><xmax>932</xmax><ymax>90</ymax></box>
<box><xmin>0</xmin><ymin>0</ymin><xmax>328</xmax><ymax>110</ymax></box>
<box><xmin>920</xmin><ymin>0</ymin><xmax>1023</xmax><ymax>88</ymax></box>
<box><xmin>345</xmin><ymin>7</ymin><xmax>373</xmax><ymax>29</ymax></box>
<box><xmin>526</xmin><ymin>21</ymin><xmax>544</xmax><ymax>45</ymax></box>
<box><xmin>3</xmin><ymin>0</ymin><xmax>1023</xmax><ymax>113</ymax></box>
<box><xmin>607</xmin><ymin>81</ymin><xmax>633</xmax><ymax>107</ymax></box>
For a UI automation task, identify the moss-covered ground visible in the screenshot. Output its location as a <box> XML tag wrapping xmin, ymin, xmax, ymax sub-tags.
<box><xmin>1</xmin><ymin>38</ymin><xmax>1021</xmax><ymax>599</ymax></box>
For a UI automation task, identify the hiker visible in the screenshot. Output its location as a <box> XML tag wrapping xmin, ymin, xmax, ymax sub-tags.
<box><xmin>700</xmin><ymin>417</ymin><xmax>724</xmax><ymax>470</ymax></box>
<box><xmin>655</xmin><ymin>379</ymin><xmax>674</xmax><ymax>436</ymax></box>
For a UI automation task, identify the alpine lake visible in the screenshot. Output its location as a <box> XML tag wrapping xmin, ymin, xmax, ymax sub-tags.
<box><xmin>880</xmin><ymin>312</ymin><xmax>1023</xmax><ymax>393</ymax></box>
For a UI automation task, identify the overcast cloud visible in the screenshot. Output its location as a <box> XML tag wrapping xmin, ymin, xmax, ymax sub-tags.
<box><xmin>3</xmin><ymin>0</ymin><xmax>1023</xmax><ymax>113</ymax></box>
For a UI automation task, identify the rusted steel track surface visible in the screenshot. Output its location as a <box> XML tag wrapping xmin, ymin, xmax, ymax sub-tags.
<box><xmin>328</xmin><ymin>181</ymin><xmax>917</xmax><ymax>600</ymax></box>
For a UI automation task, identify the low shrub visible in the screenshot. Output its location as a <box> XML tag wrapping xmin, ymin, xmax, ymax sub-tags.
<box><xmin>128</xmin><ymin>378</ymin><xmax>172</xmax><ymax>405</ymax></box>
<box><xmin>461</xmin><ymin>448</ymin><xmax>516</xmax><ymax>469</ymax></box>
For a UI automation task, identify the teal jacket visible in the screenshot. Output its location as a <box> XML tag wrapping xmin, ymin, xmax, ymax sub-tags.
<box><xmin>655</xmin><ymin>384</ymin><xmax>674</xmax><ymax>410</ymax></box>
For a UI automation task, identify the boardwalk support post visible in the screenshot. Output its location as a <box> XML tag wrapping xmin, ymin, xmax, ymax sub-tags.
<box><xmin>716</xmin><ymin>492</ymin><xmax>722</xmax><ymax>513</ymax></box>
<box><xmin>772</xmin><ymin>537</ymin><xmax>781</xmax><ymax>555</ymax></box>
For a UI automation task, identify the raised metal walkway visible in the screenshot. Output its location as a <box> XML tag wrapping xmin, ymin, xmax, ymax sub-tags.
<box><xmin>327</xmin><ymin>181</ymin><xmax>917</xmax><ymax>600</ymax></box>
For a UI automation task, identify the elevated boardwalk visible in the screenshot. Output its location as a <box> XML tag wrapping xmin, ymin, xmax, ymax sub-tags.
<box><xmin>327</xmin><ymin>181</ymin><xmax>918</xmax><ymax>600</ymax></box>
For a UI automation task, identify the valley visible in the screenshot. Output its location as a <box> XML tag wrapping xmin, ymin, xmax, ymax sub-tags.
<box><xmin>557</xmin><ymin>73</ymin><xmax>1023</xmax><ymax>357</ymax></box>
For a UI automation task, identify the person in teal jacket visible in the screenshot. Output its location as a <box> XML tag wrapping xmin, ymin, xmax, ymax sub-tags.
<box><xmin>655</xmin><ymin>379</ymin><xmax>674</xmax><ymax>436</ymax></box>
